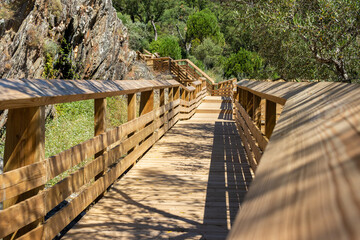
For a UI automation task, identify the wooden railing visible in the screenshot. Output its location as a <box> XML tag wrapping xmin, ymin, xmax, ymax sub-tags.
<box><xmin>0</xmin><ymin>78</ymin><xmax>206</xmax><ymax>240</ymax></box>
<box><xmin>233</xmin><ymin>82</ymin><xmax>284</xmax><ymax>170</ymax></box>
<box><xmin>228</xmin><ymin>80</ymin><xmax>360</xmax><ymax>240</ymax></box>
<box><xmin>138</xmin><ymin>51</ymin><xmax>235</xmax><ymax>98</ymax></box>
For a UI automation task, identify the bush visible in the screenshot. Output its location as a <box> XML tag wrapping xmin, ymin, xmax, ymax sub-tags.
<box><xmin>186</xmin><ymin>8</ymin><xmax>224</xmax><ymax>44</ymax></box>
<box><xmin>224</xmin><ymin>48</ymin><xmax>264</xmax><ymax>79</ymax></box>
<box><xmin>149</xmin><ymin>35</ymin><xmax>182</xmax><ymax>59</ymax></box>
<box><xmin>117</xmin><ymin>12</ymin><xmax>151</xmax><ymax>51</ymax></box>
<box><xmin>193</xmin><ymin>38</ymin><xmax>223</xmax><ymax>69</ymax></box>
<box><xmin>50</xmin><ymin>0</ymin><xmax>62</xmax><ymax>18</ymax></box>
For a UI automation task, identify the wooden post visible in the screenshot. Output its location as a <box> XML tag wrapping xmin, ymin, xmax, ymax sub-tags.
<box><xmin>247</xmin><ymin>91</ymin><xmax>254</xmax><ymax>117</ymax></box>
<box><xmin>94</xmin><ymin>98</ymin><xmax>107</xmax><ymax>158</ymax></box>
<box><xmin>127</xmin><ymin>93</ymin><xmax>136</xmax><ymax>121</ymax></box>
<box><xmin>94</xmin><ymin>98</ymin><xmax>107</xmax><ymax>201</ymax></box>
<box><xmin>127</xmin><ymin>93</ymin><xmax>137</xmax><ymax>154</ymax></box>
<box><xmin>265</xmin><ymin>100</ymin><xmax>276</xmax><ymax>138</ymax></box>
<box><xmin>3</xmin><ymin>106</ymin><xmax>45</xmax><ymax>239</ymax></box>
<box><xmin>140</xmin><ymin>90</ymin><xmax>154</xmax><ymax>116</ymax></box>
<box><xmin>160</xmin><ymin>89</ymin><xmax>165</xmax><ymax>107</ymax></box>
<box><xmin>253</xmin><ymin>95</ymin><xmax>261</xmax><ymax>129</ymax></box>
<box><xmin>169</xmin><ymin>58</ymin><xmax>172</xmax><ymax>74</ymax></box>
<box><xmin>242</xmin><ymin>90</ymin><xmax>248</xmax><ymax>108</ymax></box>
<box><xmin>181</xmin><ymin>88</ymin><xmax>186</xmax><ymax>100</ymax></box>
<box><xmin>185</xmin><ymin>90</ymin><xmax>190</xmax><ymax>102</ymax></box>
<box><xmin>168</xmin><ymin>87</ymin><xmax>174</xmax><ymax>103</ymax></box>
<box><xmin>174</xmin><ymin>86</ymin><xmax>180</xmax><ymax>100</ymax></box>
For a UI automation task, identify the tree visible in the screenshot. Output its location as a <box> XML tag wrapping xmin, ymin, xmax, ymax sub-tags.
<box><xmin>193</xmin><ymin>38</ymin><xmax>223</xmax><ymax>69</ymax></box>
<box><xmin>113</xmin><ymin>0</ymin><xmax>175</xmax><ymax>40</ymax></box>
<box><xmin>223</xmin><ymin>48</ymin><xmax>264</xmax><ymax>79</ymax></box>
<box><xmin>186</xmin><ymin>9</ymin><xmax>224</xmax><ymax>45</ymax></box>
<box><xmin>224</xmin><ymin>0</ymin><xmax>360</xmax><ymax>82</ymax></box>
<box><xmin>149</xmin><ymin>35</ymin><xmax>182</xmax><ymax>60</ymax></box>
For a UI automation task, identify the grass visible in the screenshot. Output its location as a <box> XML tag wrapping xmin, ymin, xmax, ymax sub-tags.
<box><xmin>45</xmin><ymin>100</ymin><xmax>94</xmax><ymax>158</ymax></box>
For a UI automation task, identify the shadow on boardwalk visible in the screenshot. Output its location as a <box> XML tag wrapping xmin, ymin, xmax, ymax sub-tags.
<box><xmin>60</xmin><ymin>120</ymin><xmax>252</xmax><ymax>240</ymax></box>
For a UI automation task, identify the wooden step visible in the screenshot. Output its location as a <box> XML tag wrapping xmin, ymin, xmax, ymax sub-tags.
<box><xmin>203</xmin><ymin>96</ymin><xmax>232</xmax><ymax>103</ymax></box>
<box><xmin>196</xmin><ymin>109</ymin><xmax>233</xmax><ymax>114</ymax></box>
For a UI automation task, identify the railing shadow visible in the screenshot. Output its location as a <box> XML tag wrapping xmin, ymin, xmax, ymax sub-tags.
<box><xmin>202</xmin><ymin>121</ymin><xmax>252</xmax><ymax>239</ymax></box>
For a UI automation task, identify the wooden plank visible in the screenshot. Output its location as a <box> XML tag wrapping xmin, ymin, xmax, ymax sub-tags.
<box><xmin>229</xmin><ymin>82</ymin><xmax>360</xmax><ymax>240</ymax></box>
<box><xmin>0</xmin><ymin>79</ymin><xmax>180</xmax><ymax>110</ymax></box>
<box><xmin>235</xmin><ymin>101</ymin><xmax>268</xmax><ymax>151</ymax></box>
<box><xmin>265</xmin><ymin>100</ymin><xmax>276</xmax><ymax>139</ymax></box>
<box><xmin>235</xmin><ymin>121</ymin><xmax>256</xmax><ymax>171</ymax></box>
<box><xmin>44</xmin><ymin>112</ymin><xmax>179</xmax><ymax>240</ymax></box>
<box><xmin>0</xmin><ymin>194</ymin><xmax>45</xmax><ymax>238</ymax></box>
<box><xmin>22</xmin><ymin>101</ymin><xmax>180</xmax><ymax>240</ymax></box>
<box><xmin>0</xmin><ymin>162</ymin><xmax>46</xmax><ymax>202</ymax></box>
<box><xmin>236</xmin><ymin>111</ymin><xmax>262</xmax><ymax>162</ymax></box>
<box><xmin>62</xmin><ymin>108</ymin><xmax>249</xmax><ymax>239</ymax></box>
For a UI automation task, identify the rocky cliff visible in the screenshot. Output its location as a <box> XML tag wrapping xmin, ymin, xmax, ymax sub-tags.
<box><xmin>0</xmin><ymin>0</ymin><xmax>135</xmax><ymax>80</ymax></box>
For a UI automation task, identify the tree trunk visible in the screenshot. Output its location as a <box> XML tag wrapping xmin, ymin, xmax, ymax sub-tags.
<box><xmin>334</xmin><ymin>59</ymin><xmax>351</xmax><ymax>83</ymax></box>
<box><xmin>151</xmin><ymin>19</ymin><xmax>157</xmax><ymax>41</ymax></box>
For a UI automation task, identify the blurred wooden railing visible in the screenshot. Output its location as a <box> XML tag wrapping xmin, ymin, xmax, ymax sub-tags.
<box><xmin>137</xmin><ymin>51</ymin><xmax>236</xmax><ymax>98</ymax></box>
<box><xmin>228</xmin><ymin>80</ymin><xmax>360</xmax><ymax>240</ymax></box>
<box><xmin>0</xmin><ymin>78</ymin><xmax>206</xmax><ymax>240</ymax></box>
<box><xmin>233</xmin><ymin>82</ymin><xmax>284</xmax><ymax>170</ymax></box>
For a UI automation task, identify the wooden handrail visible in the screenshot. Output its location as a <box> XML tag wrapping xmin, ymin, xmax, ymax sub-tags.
<box><xmin>0</xmin><ymin>78</ymin><xmax>206</xmax><ymax>240</ymax></box>
<box><xmin>175</xmin><ymin>59</ymin><xmax>216</xmax><ymax>85</ymax></box>
<box><xmin>228</xmin><ymin>80</ymin><xmax>360</xmax><ymax>240</ymax></box>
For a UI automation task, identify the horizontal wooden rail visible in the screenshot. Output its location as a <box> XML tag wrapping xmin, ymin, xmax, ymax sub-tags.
<box><xmin>0</xmin><ymin>78</ymin><xmax>201</xmax><ymax>240</ymax></box>
<box><xmin>228</xmin><ymin>80</ymin><xmax>360</xmax><ymax>240</ymax></box>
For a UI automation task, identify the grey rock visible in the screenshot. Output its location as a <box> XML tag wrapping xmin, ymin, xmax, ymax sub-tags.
<box><xmin>0</xmin><ymin>0</ymin><xmax>135</xmax><ymax>80</ymax></box>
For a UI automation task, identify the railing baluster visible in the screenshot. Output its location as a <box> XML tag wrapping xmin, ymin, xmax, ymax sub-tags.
<box><xmin>3</xmin><ymin>106</ymin><xmax>45</xmax><ymax>239</ymax></box>
<box><xmin>253</xmin><ymin>95</ymin><xmax>262</xmax><ymax>129</ymax></box>
<box><xmin>265</xmin><ymin>100</ymin><xmax>276</xmax><ymax>138</ymax></box>
<box><xmin>168</xmin><ymin>87</ymin><xmax>174</xmax><ymax>103</ymax></box>
<box><xmin>94</xmin><ymin>98</ymin><xmax>107</xmax><ymax>200</ymax></box>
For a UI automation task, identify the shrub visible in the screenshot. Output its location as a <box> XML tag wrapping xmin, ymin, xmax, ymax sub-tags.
<box><xmin>117</xmin><ymin>12</ymin><xmax>151</xmax><ymax>51</ymax></box>
<box><xmin>224</xmin><ymin>48</ymin><xmax>264</xmax><ymax>79</ymax></box>
<box><xmin>50</xmin><ymin>0</ymin><xmax>63</xmax><ymax>18</ymax></box>
<box><xmin>149</xmin><ymin>35</ymin><xmax>182</xmax><ymax>60</ymax></box>
<box><xmin>186</xmin><ymin>8</ymin><xmax>224</xmax><ymax>44</ymax></box>
<box><xmin>193</xmin><ymin>38</ymin><xmax>223</xmax><ymax>69</ymax></box>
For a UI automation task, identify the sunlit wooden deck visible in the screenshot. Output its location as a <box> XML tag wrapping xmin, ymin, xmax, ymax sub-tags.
<box><xmin>63</xmin><ymin>97</ymin><xmax>252</xmax><ymax>240</ymax></box>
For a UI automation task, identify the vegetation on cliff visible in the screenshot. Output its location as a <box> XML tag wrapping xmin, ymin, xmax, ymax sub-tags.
<box><xmin>115</xmin><ymin>0</ymin><xmax>360</xmax><ymax>83</ymax></box>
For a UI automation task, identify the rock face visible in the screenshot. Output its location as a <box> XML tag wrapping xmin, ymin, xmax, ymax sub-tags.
<box><xmin>0</xmin><ymin>0</ymin><xmax>135</xmax><ymax>80</ymax></box>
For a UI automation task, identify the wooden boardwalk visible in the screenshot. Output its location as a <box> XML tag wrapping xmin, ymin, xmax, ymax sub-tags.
<box><xmin>63</xmin><ymin>96</ymin><xmax>253</xmax><ymax>240</ymax></box>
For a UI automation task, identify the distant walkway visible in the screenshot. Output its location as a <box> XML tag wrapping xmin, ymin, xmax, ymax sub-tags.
<box><xmin>63</xmin><ymin>96</ymin><xmax>253</xmax><ymax>240</ymax></box>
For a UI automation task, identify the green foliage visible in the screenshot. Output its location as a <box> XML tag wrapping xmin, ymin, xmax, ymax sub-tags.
<box><xmin>186</xmin><ymin>9</ymin><xmax>224</xmax><ymax>44</ymax></box>
<box><xmin>54</xmin><ymin>39</ymin><xmax>78</xmax><ymax>79</ymax></box>
<box><xmin>188</xmin><ymin>55</ymin><xmax>204</xmax><ymax>70</ymax></box>
<box><xmin>47</xmin><ymin>100</ymin><xmax>94</xmax><ymax>158</ymax></box>
<box><xmin>50</xmin><ymin>0</ymin><xmax>62</xmax><ymax>18</ymax></box>
<box><xmin>223</xmin><ymin>48</ymin><xmax>264</xmax><ymax>79</ymax></box>
<box><xmin>226</xmin><ymin>0</ymin><xmax>360</xmax><ymax>82</ymax></box>
<box><xmin>113</xmin><ymin>0</ymin><xmax>173</xmax><ymax>24</ymax></box>
<box><xmin>117</xmin><ymin>12</ymin><xmax>151</xmax><ymax>50</ymax></box>
<box><xmin>193</xmin><ymin>38</ymin><xmax>223</xmax><ymax>69</ymax></box>
<box><xmin>149</xmin><ymin>35</ymin><xmax>182</xmax><ymax>59</ymax></box>
<box><xmin>106</xmin><ymin>96</ymin><xmax>128</xmax><ymax>128</ymax></box>
<box><xmin>42</xmin><ymin>38</ymin><xmax>78</xmax><ymax>79</ymax></box>
<box><xmin>42</xmin><ymin>53</ymin><xmax>57</xmax><ymax>79</ymax></box>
